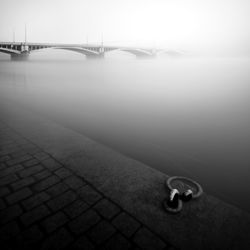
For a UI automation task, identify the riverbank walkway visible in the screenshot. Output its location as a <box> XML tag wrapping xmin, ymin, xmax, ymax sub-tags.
<box><xmin>1</xmin><ymin>120</ymin><xmax>173</xmax><ymax>250</ymax></box>
<box><xmin>1</xmin><ymin>100</ymin><xmax>250</xmax><ymax>250</ymax></box>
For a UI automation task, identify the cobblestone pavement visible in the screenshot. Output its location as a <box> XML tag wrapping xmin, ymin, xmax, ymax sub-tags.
<box><xmin>0</xmin><ymin>122</ymin><xmax>176</xmax><ymax>250</ymax></box>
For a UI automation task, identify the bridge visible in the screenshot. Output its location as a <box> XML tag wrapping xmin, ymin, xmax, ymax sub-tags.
<box><xmin>0</xmin><ymin>42</ymin><xmax>160</xmax><ymax>60</ymax></box>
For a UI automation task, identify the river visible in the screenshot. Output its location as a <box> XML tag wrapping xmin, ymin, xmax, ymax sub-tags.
<box><xmin>0</xmin><ymin>51</ymin><xmax>249</xmax><ymax>212</ymax></box>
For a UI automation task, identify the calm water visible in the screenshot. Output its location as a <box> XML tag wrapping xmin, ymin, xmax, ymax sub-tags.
<box><xmin>0</xmin><ymin>52</ymin><xmax>250</xmax><ymax>212</ymax></box>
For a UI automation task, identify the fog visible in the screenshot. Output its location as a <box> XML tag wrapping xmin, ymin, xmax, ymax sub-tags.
<box><xmin>0</xmin><ymin>51</ymin><xmax>249</xmax><ymax>211</ymax></box>
<box><xmin>1</xmin><ymin>0</ymin><xmax>250</xmax><ymax>56</ymax></box>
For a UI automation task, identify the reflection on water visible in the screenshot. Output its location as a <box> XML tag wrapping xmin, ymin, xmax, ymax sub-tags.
<box><xmin>0</xmin><ymin>53</ymin><xmax>250</xmax><ymax>212</ymax></box>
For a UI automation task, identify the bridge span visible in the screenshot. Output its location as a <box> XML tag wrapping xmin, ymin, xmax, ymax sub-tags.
<box><xmin>0</xmin><ymin>42</ymin><xmax>159</xmax><ymax>60</ymax></box>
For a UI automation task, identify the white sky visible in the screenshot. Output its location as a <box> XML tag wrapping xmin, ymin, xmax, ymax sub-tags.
<box><xmin>0</xmin><ymin>0</ymin><xmax>249</xmax><ymax>55</ymax></box>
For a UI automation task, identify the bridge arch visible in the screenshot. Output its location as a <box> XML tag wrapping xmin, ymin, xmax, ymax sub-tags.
<box><xmin>28</xmin><ymin>46</ymin><xmax>104</xmax><ymax>58</ymax></box>
<box><xmin>54</xmin><ymin>47</ymin><xmax>101</xmax><ymax>57</ymax></box>
<box><xmin>0</xmin><ymin>48</ymin><xmax>20</xmax><ymax>55</ymax></box>
<box><xmin>105</xmin><ymin>48</ymin><xmax>155</xmax><ymax>58</ymax></box>
<box><xmin>157</xmin><ymin>49</ymin><xmax>183</xmax><ymax>57</ymax></box>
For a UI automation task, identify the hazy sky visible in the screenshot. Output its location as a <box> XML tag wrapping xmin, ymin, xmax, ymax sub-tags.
<box><xmin>0</xmin><ymin>0</ymin><xmax>249</xmax><ymax>55</ymax></box>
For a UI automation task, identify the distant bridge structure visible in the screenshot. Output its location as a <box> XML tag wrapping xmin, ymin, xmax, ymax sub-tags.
<box><xmin>0</xmin><ymin>42</ymin><xmax>162</xmax><ymax>60</ymax></box>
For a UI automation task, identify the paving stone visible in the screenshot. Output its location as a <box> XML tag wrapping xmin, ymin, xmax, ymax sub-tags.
<box><xmin>33</xmin><ymin>152</ymin><xmax>50</xmax><ymax>161</ymax></box>
<box><xmin>72</xmin><ymin>235</ymin><xmax>95</xmax><ymax>250</ymax></box>
<box><xmin>112</xmin><ymin>212</ymin><xmax>140</xmax><ymax>238</ymax></box>
<box><xmin>0</xmin><ymin>151</ymin><xmax>9</xmax><ymax>158</ymax></box>
<box><xmin>34</xmin><ymin>169</ymin><xmax>51</xmax><ymax>180</ymax></box>
<box><xmin>8</xmin><ymin>133</ymin><xmax>20</xmax><ymax>139</ymax></box>
<box><xmin>6</xmin><ymin>187</ymin><xmax>33</xmax><ymax>205</ymax></box>
<box><xmin>0</xmin><ymin>198</ymin><xmax>6</xmax><ymax>210</ymax></box>
<box><xmin>54</xmin><ymin>168</ymin><xmax>72</xmax><ymax>179</ymax></box>
<box><xmin>11</xmin><ymin>176</ymin><xmax>35</xmax><ymax>190</ymax></box>
<box><xmin>103</xmin><ymin>232</ymin><xmax>132</xmax><ymax>250</ymax></box>
<box><xmin>0</xmin><ymin>174</ymin><xmax>19</xmax><ymax>186</ymax></box>
<box><xmin>20</xmin><ymin>205</ymin><xmax>50</xmax><ymax>226</ymax></box>
<box><xmin>15</xmin><ymin>142</ymin><xmax>30</xmax><ymax>148</ymax></box>
<box><xmin>41</xmin><ymin>211</ymin><xmax>68</xmax><ymax>233</ymax></box>
<box><xmin>10</xmin><ymin>150</ymin><xmax>28</xmax><ymax>159</ymax></box>
<box><xmin>0</xmin><ymin>204</ymin><xmax>23</xmax><ymax>225</ymax></box>
<box><xmin>94</xmin><ymin>199</ymin><xmax>121</xmax><ymax>220</ymax></box>
<box><xmin>0</xmin><ymin>162</ymin><xmax>7</xmax><ymax>170</ymax></box>
<box><xmin>20</xmin><ymin>145</ymin><xmax>41</xmax><ymax>154</ymax></box>
<box><xmin>46</xmin><ymin>182</ymin><xmax>69</xmax><ymax>197</ymax></box>
<box><xmin>22</xmin><ymin>158</ymin><xmax>40</xmax><ymax>168</ymax></box>
<box><xmin>0</xmin><ymin>147</ymin><xmax>8</xmax><ymax>153</ymax></box>
<box><xmin>0</xmin><ymin>139</ymin><xmax>13</xmax><ymax>146</ymax></box>
<box><xmin>14</xmin><ymin>138</ymin><xmax>29</xmax><ymax>145</ymax></box>
<box><xmin>18</xmin><ymin>164</ymin><xmax>44</xmax><ymax>178</ymax></box>
<box><xmin>2</xmin><ymin>143</ymin><xmax>18</xmax><ymax>149</ymax></box>
<box><xmin>6</xmin><ymin>154</ymin><xmax>33</xmax><ymax>166</ymax></box>
<box><xmin>68</xmin><ymin>209</ymin><xmax>101</xmax><ymax>235</ymax></box>
<box><xmin>41</xmin><ymin>158</ymin><xmax>62</xmax><ymax>171</ymax></box>
<box><xmin>167</xmin><ymin>247</ymin><xmax>178</xmax><ymax>250</ymax></box>
<box><xmin>0</xmin><ymin>220</ymin><xmax>20</xmax><ymax>240</ymax></box>
<box><xmin>33</xmin><ymin>175</ymin><xmax>60</xmax><ymax>191</ymax></box>
<box><xmin>18</xmin><ymin>143</ymin><xmax>36</xmax><ymax>150</ymax></box>
<box><xmin>0</xmin><ymin>164</ymin><xmax>23</xmax><ymax>178</ymax></box>
<box><xmin>0</xmin><ymin>187</ymin><xmax>10</xmax><ymax>197</ymax></box>
<box><xmin>0</xmin><ymin>147</ymin><xmax>20</xmax><ymax>156</ymax></box>
<box><xmin>0</xmin><ymin>139</ymin><xmax>9</xmax><ymax>144</ymax></box>
<box><xmin>77</xmin><ymin>185</ymin><xmax>102</xmax><ymax>205</ymax></box>
<box><xmin>6</xmin><ymin>136</ymin><xmax>19</xmax><ymax>143</ymax></box>
<box><xmin>14</xmin><ymin>225</ymin><xmax>44</xmax><ymax>249</ymax></box>
<box><xmin>0</xmin><ymin>137</ymin><xmax>11</xmax><ymax>143</ymax></box>
<box><xmin>64</xmin><ymin>199</ymin><xmax>89</xmax><ymax>219</ymax></box>
<box><xmin>22</xmin><ymin>192</ymin><xmax>51</xmax><ymax>210</ymax></box>
<box><xmin>40</xmin><ymin>227</ymin><xmax>73</xmax><ymax>250</ymax></box>
<box><xmin>0</xmin><ymin>155</ymin><xmax>11</xmax><ymax>162</ymax></box>
<box><xmin>133</xmin><ymin>227</ymin><xmax>166</xmax><ymax>250</ymax></box>
<box><xmin>63</xmin><ymin>175</ymin><xmax>86</xmax><ymax>189</ymax></box>
<box><xmin>47</xmin><ymin>190</ymin><xmax>77</xmax><ymax>212</ymax></box>
<box><xmin>88</xmin><ymin>220</ymin><xmax>116</xmax><ymax>245</ymax></box>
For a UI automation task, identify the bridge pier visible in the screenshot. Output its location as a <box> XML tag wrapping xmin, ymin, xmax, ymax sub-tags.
<box><xmin>136</xmin><ymin>53</ymin><xmax>156</xmax><ymax>59</ymax></box>
<box><xmin>86</xmin><ymin>53</ymin><xmax>104</xmax><ymax>59</ymax></box>
<box><xmin>11</xmin><ymin>52</ymin><xmax>29</xmax><ymax>61</ymax></box>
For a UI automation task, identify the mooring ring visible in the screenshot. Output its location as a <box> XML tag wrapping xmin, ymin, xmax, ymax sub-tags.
<box><xmin>166</xmin><ymin>176</ymin><xmax>203</xmax><ymax>199</ymax></box>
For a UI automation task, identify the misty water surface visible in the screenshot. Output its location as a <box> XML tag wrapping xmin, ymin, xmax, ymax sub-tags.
<box><xmin>0</xmin><ymin>51</ymin><xmax>249</xmax><ymax>212</ymax></box>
